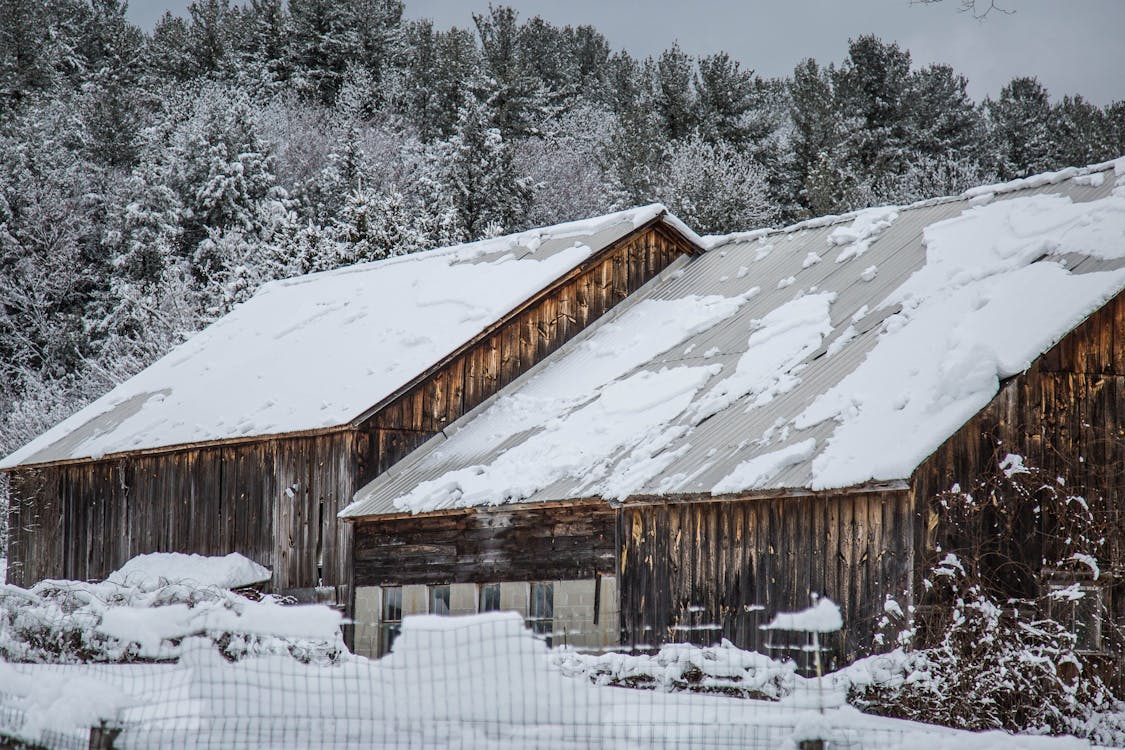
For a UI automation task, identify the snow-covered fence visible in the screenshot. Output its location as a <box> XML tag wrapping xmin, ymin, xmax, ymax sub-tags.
<box><xmin>0</xmin><ymin>611</ymin><xmax>1099</xmax><ymax>750</ymax></box>
<box><xmin>0</xmin><ymin>553</ymin><xmax>1112</xmax><ymax>749</ymax></box>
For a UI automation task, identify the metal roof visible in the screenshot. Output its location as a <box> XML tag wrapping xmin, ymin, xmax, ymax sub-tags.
<box><xmin>343</xmin><ymin>161</ymin><xmax>1125</xmax><ymax>518</ymax></box>
<box><xmin>2</xmin><ymin>206</ymin><xmax>691</xmax><ymax>470</ymax></box>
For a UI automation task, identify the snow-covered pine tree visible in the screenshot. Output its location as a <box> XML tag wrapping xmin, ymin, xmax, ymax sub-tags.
<box><xmin>442</xmin><ymin>95</ymin><xmax>532</xmax><ymax>239</ymax></box>
<box><xmin>986</xmin><ymin>76</ymin><xmax>1054</xmax><ymax>181</ymax></box>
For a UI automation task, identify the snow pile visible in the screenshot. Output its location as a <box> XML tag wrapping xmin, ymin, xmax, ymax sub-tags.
<box><xmin>0</xmin><ymin>555</ymin><xmax>344</xmax><ymax>664</ymax></box>
<box><xmin>2</xmin><ymin>206</ymin><xmax>679</xmax><ymax>469</ymax></box>
<box><xmin>550</xmin><ymin>639</ymin><xmax>797</xmax><ymax>699</ymax></box>
<box><xmin>798</xmin><ymin>187</ymin><xmax>1125</xmax><ymax>489</ymax></box>
<box><xmin>107</xmin><ymin>552</ymin><xmax>270</xmax><ymax>590</ymax></box>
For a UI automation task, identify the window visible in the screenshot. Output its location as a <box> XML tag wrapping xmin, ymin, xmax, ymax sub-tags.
<box><xmin>429</xmin><ymin>585</ymin><xmax>451</xmax><ymax>615</ymax></box>
<box><xmin>1048</xmin><ymin>580</ymin><xmax>1105</xmax><ymax>652</ymax></box>
<box><xmin>380</xmin><ymin>587</ymin><xmax>402</xmax><ymax>656</ymax></box>
<box><xmin>479</xmin><ymin>583</ymin><xmax>501</xmax><ymax>613</ymax></box>
<box><xmin>528</xmin><ymin>582</ymin><xmax>554</xmax><ymax>646</ymax></box>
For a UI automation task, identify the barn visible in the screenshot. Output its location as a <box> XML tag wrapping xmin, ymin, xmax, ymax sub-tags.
<box><xmin>341</xmin><ymin>159</ymin><xmax>1125</xmax><ymax>669</ymax></box>
<box><xmin>1</xmin><ymin>206</ymin><xmax>704</xmax><ymax>603</ymax></box>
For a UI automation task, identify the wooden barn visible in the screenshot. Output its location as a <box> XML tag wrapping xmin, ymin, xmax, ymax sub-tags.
<box><xmin>341</xmin><ymin>159</ymin><xmax>1125</xmax><ymax>671</ymax></box>
<box><xmin>1</xmin><ymin>206</ymin><xmax>704</xmax><ymax>602</ymax></box>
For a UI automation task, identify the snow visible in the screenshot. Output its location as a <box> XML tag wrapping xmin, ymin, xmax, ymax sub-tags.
<box><xmin>0</xmin><ymin>610</ymin><xmax>1095</xmax><ymax>749</ymax></box>
<box><xmin>346</xmin><ymin>162</ymin><xmax>1125</xmax><ymax>516</ymax></box>
<box><xmin>829</xmin><ymin>206</ymin><xmax>899</xmax><ymax>264</ymax></box>
<box><xmin>378</xmin><ymin>292</ymin><xmax>750</xmax><ymax>512</ymax></box>
<box><xmin>711</xmin><ymin>439</ymin><xmax>816</xmax><ymax>495</ymax></box>
<box><xmin>692</xmin><ymin>294</ymin><xmax>835</xmax><ymax>422</ymax></box>
<box><xmin>108</xmin><ymin>552</ymin><xmax>270</xmax><ymax>590</ymax></box>
<box><xmin>798</xmin><ymin>186</ymin><xmax>1125</xmax><ymax>489</ymax></box>
<box><xmin>761</xmin><ymin>599</ymin><xmax>844</xmax><ymax>633</ymax></box>
<box><xmin>1</xmin><ymin>206</ymin><xmax>685</xmax><ymax>469</ymax></box>
<box><xmin>1068</xmin><ymin>553</ymin><xmax>1100</xmax><ymax>580</ymax></box>
<box><xmin>999</xmin><ymin>453</ymin><xmax>1030</xmax><ymax>478</ymax></box>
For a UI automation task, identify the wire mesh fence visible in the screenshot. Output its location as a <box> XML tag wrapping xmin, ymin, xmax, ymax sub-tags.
<box><xmin>0</xmin><ymin>611</ymin><xmax>980</xmax><ymax>750</ymax></box>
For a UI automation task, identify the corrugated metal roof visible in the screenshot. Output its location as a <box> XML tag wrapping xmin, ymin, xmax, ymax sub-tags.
<box><xmin>344</xmin><ymin>160</ymin><xmax>1125</xmax><ymax>518</ymax></box>
<box><xmin>1</xmin><ymin>205</ymin><xmax>688</xmax><ymax>470</ymax></box>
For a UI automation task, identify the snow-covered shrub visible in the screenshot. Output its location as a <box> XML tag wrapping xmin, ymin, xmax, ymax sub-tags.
<box><xmin>848</xmin><ymin>457</ymin><xmax>1123</xmax><ymax>745</ymax></box>
<box><xmin>0</xmin><ymin>554</ymin><xmax>347</xmax><ymax>666</ymax></box>
<box><xmin>550</xmin><ymin>639</ymin><xmax>797</xmax><ymax>700</ymax></box>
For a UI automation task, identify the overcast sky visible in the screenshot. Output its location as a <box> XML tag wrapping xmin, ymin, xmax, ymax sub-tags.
<box><xmin>127</xmin><ymin>0</ymin><xmax>1125</xmax><ymax>106</ymax></box>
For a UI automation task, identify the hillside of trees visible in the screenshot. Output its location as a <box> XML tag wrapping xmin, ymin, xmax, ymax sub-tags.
<box><xmin>0</xmin><ymin>0</ymin><xmax>1123</xmax><ymax>522</ymax></box>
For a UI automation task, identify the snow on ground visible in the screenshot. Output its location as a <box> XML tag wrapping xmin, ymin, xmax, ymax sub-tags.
<box><xmin>107</xmin><ymin>552</ymin><xmax>270</xmax><ymax>590</ymax></box>
<box><xmin>1</xmin><ymin>206</ymin><xmax>678</xmax><ymax>469</ymax></box>
<box><xmin>0</xmin><ymin>612</ymin><xmax>1093</xmax><ymax>750</ymax></box>
<box><xmin>0</xmin><ymin>558</ymin><xmax>344</xmax><ymax>664</ymax></box>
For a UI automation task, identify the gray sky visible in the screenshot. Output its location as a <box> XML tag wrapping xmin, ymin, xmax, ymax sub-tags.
<box><xmin>127</xmin><ymin>0</ymin><xmax>1125</xmax><ymax>105</ymax></box>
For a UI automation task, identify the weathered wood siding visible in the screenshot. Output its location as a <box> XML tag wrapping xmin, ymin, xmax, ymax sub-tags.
<box><xmin>6</xmin><ymin>434</ymin><xmax>356</xmax><ymax>591</ymax></box>
<box><xmin>911</xmin><ymin>290</ymin><xmax>1125</xmax><ymax>675</ymax></box>
<box><xmin>617</xmin><ymin>492</ymin><xmax>914</xmax><ymax>669</ymax></box>
<box><xmin>352</xmin><ymin>501</ymin><xmax>617</xmax><ymax>586</ymax></box>
<box><xmin>6</xmin><ymin>223</ymin><xmax>696</xmax><ymax>591</ymax></box>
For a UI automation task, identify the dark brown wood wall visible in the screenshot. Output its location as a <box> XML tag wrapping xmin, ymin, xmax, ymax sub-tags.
<box><xmin>617</xmin><ymin>491</ymin><xmax>914</xmax><ymax>669</ymax></box>
<box><xmin>6</xmin><ymin>223</ymin><xmax>695</xmax><ymax>591</ymax></box>
<box><xmin>352</xmin><ymin>501</ymin><xmax>617</xmax><ymax>586</ymax></box>
<box><xmin>911</xmin><ymin>290</ymin><xmax>1125</xmax><ymax>671</ymax></box>
<box><xmin>5</xmin><ymin>434</ymin><xmax>356</xmax><ymax>591</ymax></box>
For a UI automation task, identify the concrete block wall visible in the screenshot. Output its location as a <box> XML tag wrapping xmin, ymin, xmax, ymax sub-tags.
<box><xmin>351</xmin><ymin>577</ymin><xmax>619</xmax><ymax>658</ymax></box>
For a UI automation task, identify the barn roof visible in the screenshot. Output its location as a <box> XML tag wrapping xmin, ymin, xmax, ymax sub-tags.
<box><xmin>1</xmin><ymin>206</ymin><xmax>700</xmax><ymax>470</ymax></box>
<box><xmin>343</xmin><ymin>158</ymin><xmax>1125</xmax><ymax>518</ymax></box>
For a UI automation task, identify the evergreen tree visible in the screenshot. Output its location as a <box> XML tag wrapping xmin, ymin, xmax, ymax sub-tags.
<box><xmin>787</xmin><ymin>58</ymin><xmax>841</xmax><ymax>214</ymax></box>
<box><xmin>443</xmin><ymin>96</ymin><xmax>531</xmax><ymax>239</ymax></box>
<box><xmin>693</xmin><ymin>52</ymin><xmax>757</xmax><ymax>147</ymax></box>
<box><xmin>0</xmin><ymin>0</ymin><xmax>62</xmax><ymax>112</ymax></box>
<box><xmin>833</xmin><ymin>35</ymin><xmax>914</xmax><ymax>190</ymax></box>
<box><xmin>1049</xmin><ymin>95</ymin><xmax>1110</xmax><ymax>169</ymax></box>
<box><xmin>474</xmin><ymin>6</ymin><xmax>553</xmax><ymax>137</ymax></box>
<box><xmin>78</xmin><ymin>0</ymin><xmax>147</xmax><ymax>169</ymax></box>
<box><xmin>987</xmin><ymin>76</ymin><xmax>1053</xmax><ymax>180</ymax></box>
<box><xmin>654</xmin><ymin>44</ymin><xmax>695</xmax><ymax>141</ymax></box>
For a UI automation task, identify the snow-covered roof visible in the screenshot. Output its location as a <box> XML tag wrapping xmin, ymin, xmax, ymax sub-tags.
<box><xmin>1</xmin><ymin>206</ymin><xmax>695</xmax><ymax>470</ymax></box>
<box><xmin>343</xmin><ymin>158</ymin><xmax>1125</xmax><ymax>518</ymax></box>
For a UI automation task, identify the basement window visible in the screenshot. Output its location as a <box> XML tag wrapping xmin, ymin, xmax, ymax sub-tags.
<box><xmin>528</xmin><ymin>582</ymin><xmax>554</xmax><ymax>646</ymax></box>
<box><xmin>380</xmin><ymin>587</ymin><xmax>402</xmax><ymax>656</ymax></box>
<box><xmin>1047</xmin><ymin>580</ymin><xmax>1105</xmax><ymax>652</ymax></box>
<box><xmin>479</xmin><ymin>583</ymin><xmax>501</xmax><ymax>613</ymax></box>
<box><xmin>429</xmin><ymin>585</ymin><xmax>451</xmax><ymax>616</ymax></box>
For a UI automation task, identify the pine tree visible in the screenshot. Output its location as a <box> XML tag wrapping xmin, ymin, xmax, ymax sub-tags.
<box><xmin>987</xmin><ymin>77</ymin><xmax>1053</xmax><ymax>180</ymax></box>
<box><xmin>474</xmin><ymin>6</ymin><xmax>553</xmax><ymax>137</ymax></box>
<box><xmin>1049</xmin><ymin>95</ymin><xmax>1110</xmax><ymax>169</ymax></box>
<box><xmin>0</xmin><ymin>0</ymin><xmax>63</xmax><ymax>113</ymax></box>
<box><xmin>654</xmin><ymin>44</ymin><xmax>695</xmax><ymax>141</ymax></box>
<box><xmin>443</xmin><ymin>96</ymin><xmax>532</xmax><ymax>239</ymax></box>
<box><xmin>693</xmin><ymin>52</ymin><xmax>757</xmax><ymax>147</ymax></box>
<box><xmin>78</xmin><ymin>0</ymin><xmax>147</xmax><ymax>169</ymax></box>
<box><xmin>787</xmin><ymin>58</ymin><xmax>842</xmax><ymax>214</ymax></box>
<box><xmin>833</xmin><ymin>36</ymin><xmax>914</xmax><ymax>191</ymax></box>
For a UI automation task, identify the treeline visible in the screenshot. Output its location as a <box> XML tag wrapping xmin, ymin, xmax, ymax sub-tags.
<box><xmin>0</xmin><ymin>0</ymin><xmax>1122</xmax><ymax>469</ymax></box>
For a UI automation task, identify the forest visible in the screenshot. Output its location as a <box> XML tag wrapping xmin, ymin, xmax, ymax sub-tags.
<box><xmin>0</xmin><ymin>0</ymin><xmax>1123</xmax><ymax>531</ymax></box>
